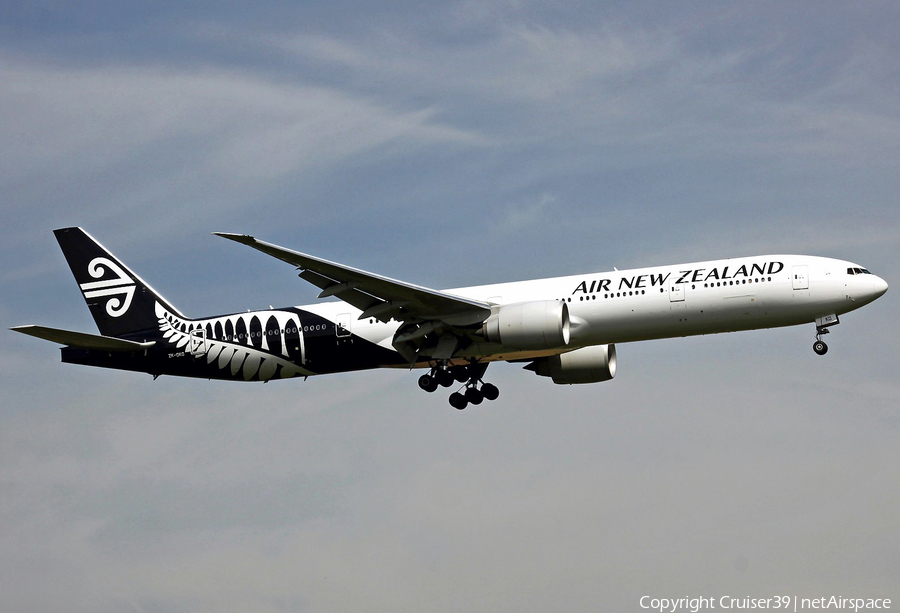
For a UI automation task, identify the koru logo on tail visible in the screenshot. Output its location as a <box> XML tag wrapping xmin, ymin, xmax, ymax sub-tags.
<box><xmin>80</xmin><ymin>257</ymin><xmax>136</xmax><ymax>317</ymax></box>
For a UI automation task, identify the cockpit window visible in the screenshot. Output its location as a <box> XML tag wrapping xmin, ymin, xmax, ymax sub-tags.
<box><xmin>847</xmin><ymin>267</ymin><xmax>873</xmax><ymax>275</ymax></box>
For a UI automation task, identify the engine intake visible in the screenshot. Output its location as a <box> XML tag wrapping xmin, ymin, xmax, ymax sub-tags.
<box><xmin>481</xmin><ymin>300</ymin><xmax>570</xmax><ymax>350</ymax></box>
<box><xmin>526</xmin><ymin>344</ymin><xmax>617</xmax><ymax>384</ymax></box>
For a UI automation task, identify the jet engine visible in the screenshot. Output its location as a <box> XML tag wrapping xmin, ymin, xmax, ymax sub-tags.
<box><xmin>481</xmin><ymin>300</ymin><xmax>570</xmax><ymax>350</ymax></box>
<box><xmin>525</xmin><ymin>344</ymin><xmax>617</xmax><ymax>384</ymax></box>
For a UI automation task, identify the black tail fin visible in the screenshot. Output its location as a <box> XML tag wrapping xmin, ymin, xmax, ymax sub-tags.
<box><xmin>54</xmin><ymin>227</ymin><xmax>185</xmax><ymax>338</ymax></box>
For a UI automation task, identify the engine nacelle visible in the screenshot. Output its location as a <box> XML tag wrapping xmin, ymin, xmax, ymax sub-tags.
<box><xmin>526</xmin><ymin>344</ymin><xmax>617</xmax><ymax>384</ymax></box>
<box><xmin>481</xmin><ymin>300</ymin><xmax>570</xmax><ymax>350</ymax></box>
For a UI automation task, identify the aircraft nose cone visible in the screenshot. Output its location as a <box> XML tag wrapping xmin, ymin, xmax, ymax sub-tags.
<box><xmin>872</xmin><ymin>276</ymin><xmax>888</xmax><ymax>298</ymax></box>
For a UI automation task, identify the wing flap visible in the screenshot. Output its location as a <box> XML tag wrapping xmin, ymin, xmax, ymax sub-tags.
<box><xmin>11</xmin><ymin>325</ymin><xmax>155</xmax><ymax>352</ymax></box>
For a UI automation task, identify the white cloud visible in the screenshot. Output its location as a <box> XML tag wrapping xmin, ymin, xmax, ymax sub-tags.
<box><xmin>0</xmin><ymin>54</ymin><xmax>488</xmax><ymax>249</ymax></box>
<box><xmin>491</xmin><ymin>192</ymin><xmax>556</xmax><ymax>236</ymax></box>
<box><xmin>274</xmin><ymin>23</ymin><xmax>673</xmax><ymax>104</ymax></box>
<box><xmin>0</xmin><ymin>56</ymin><xmax>483</xmax><ymax>184</ymax></box>
<box><xmin>264</xmin><ymin>21</ymin><xmax>900</xmax><ymax>175</ymax></box>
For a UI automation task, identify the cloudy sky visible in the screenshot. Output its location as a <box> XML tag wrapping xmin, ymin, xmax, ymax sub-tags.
<box><xmin>2</xmin><ymin>2</ymin><xmax>898</xmax><ymax>611</ymax></box>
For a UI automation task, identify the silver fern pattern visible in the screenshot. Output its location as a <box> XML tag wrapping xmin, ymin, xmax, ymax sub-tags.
<box><xmin>155</xmin><ymin>302</ymin><xmax>312</xmax><ymax>381</ymax></box>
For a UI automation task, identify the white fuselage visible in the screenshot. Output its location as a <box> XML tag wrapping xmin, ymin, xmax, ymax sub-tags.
<box><xmin>296</xmin><ymin>254</ymin><xmax>888</xmax><ymax>364</ymax></box>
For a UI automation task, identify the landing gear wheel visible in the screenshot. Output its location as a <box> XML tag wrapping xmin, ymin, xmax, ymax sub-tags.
<box><xmin>418</xmin><ymin>374</ymin><xmax>439</xmax><ymax>393</ymax></box>
<box><xmin>813</xmin><ymin>340</ymin><xmax>828</xmax><ymax>355</ymax></box>
<box><xmin>449</xmin><ymin>392</ymin><xmax>467</xmax><ymax>410</ymax></box>
<box><xmin>436</xmin><ymin>369</ymin><xmax>454</xmax><ymax>387</ymax></box>
<box><xmin>481</xmin><ymin>383</ymin><xmax>499</xmax><ymax>401</ymax></box>
<box><xmin>465</xmin><ymin>387</ymin><xmax>484</xmax><ymax>405</ymax></box>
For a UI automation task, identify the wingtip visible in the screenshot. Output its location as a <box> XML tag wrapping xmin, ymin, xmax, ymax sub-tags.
<box><xmin>213</xmin><ymin>232</ymin><xmax>256</xmax><ymax>244</ymax></box>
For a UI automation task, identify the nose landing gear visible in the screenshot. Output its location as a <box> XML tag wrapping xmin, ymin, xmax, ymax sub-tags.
<box><xmin>419</xmin><ymin>361</ymin><xmax>499</xmax><ymax>410</ymax></box>
<box><xmin>812</xmin><ymin>314</ymin><xmax>839</xmax><ymax>356</ymax></box>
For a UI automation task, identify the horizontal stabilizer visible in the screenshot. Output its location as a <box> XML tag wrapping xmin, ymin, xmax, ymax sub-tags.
<box><xmin>10</xmin><ymin>325</ymin><xmax>155</xmax><ymax>352</ymax></box>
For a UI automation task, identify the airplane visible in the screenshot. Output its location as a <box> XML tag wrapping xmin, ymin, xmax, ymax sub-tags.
<box><xmin>11</xmin><ymin>227</ymin><xmax>889</xmax><ymax>410</ymax></box>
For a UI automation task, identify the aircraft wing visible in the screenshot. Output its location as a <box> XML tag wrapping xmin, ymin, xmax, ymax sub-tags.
<box><xmin>10</xmin><ymin>325</ymin><xmax>156</xmax><ymax>351</ymax></box>
<box><xmin>214</xmin><ymin>233</ymin><xmax>492</xmax><ymax>326</ymax></box>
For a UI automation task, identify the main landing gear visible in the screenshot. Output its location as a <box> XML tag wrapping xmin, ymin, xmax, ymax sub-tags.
<box><xmin>417</xmin><ymin>361</ymin><xmax>499</xmax><ymax>410</ymax></box>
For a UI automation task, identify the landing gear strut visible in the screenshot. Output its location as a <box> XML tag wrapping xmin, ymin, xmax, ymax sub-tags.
<box><xmin>419</xmin><ymin>361</ymin><xmax>499</xmax><ymax>410</ymax></box>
